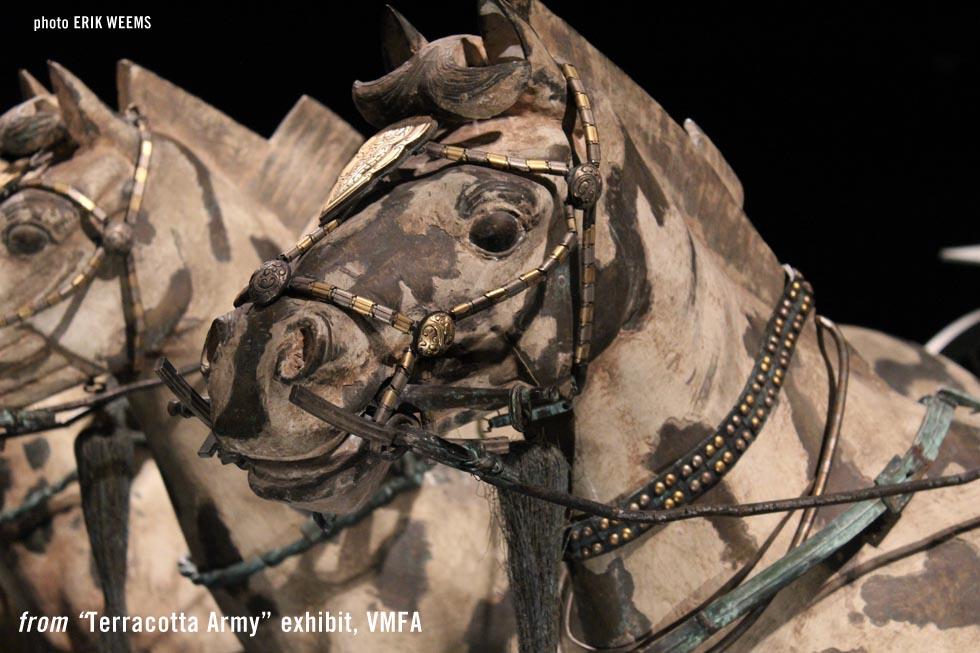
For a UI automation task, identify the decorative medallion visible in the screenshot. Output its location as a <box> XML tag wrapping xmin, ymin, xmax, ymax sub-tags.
<box><xmin>248</xmin><ymin>259</ymin><xmax>292</xmax><ymax>306</ymax></box>
<box><xmin>568</xmin><ymin>163</ymin><xmax>602</xmax><ymax>209</ymax></box>
<box><xmin>319</xmin><ymin>117</ymin><xmax>436</xmax><ymax>222</ymax></box>
<box><xmin>416</xmin><ymin>311</ymin><xmax>456</xmax><ymax>356</ymax></box>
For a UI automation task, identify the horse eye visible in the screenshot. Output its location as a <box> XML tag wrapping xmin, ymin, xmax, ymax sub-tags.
<box><xmin>4</xmin><ymin>223</ymin><xmax>51</xmax><ymax>256</ymax></box>
<box><xmin>468</xmin><ymin>211</ymin><xmax>524</xmax><ymax>254</ymax></box>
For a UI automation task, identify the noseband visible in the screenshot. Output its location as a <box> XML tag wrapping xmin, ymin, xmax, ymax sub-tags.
<box><xmin>0</xmin><ymin>108</ymin><xmax>154</xmax><ymax>374</ymax></box>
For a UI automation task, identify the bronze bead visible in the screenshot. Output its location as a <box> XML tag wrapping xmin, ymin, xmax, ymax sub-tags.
<box><xmin>740</xmin><ymin>403</ymin><xmax>749</xmax><ymax>415</ymax></box>
<box><xmin>715</xmin><ymin>460</ymin><xmax>727</xmax><ymax>473</ymax></box>
<box><xmin>609</xmin><ymin>533</ymin><xmax>620</xmax><ymax>545</ymax></box>
<box><xmin>682</xmin><ymin>464</ymin><xmax>693</xmax><ymax>477</ymax></box>
<box><xmin>692</xmin><ymin>455</ymin><xmax>703</xmax><ymax>468</ymax></box>
<box><xmin>735</xmin><ymin>438</ymin><xmax>746</xmax><ymax>451</ymax></box>
<box><xmin>639</xmin><ymin>493</ymin><xmax>651</xmax><ymax>506</ymax></box>
<box><xmin>571</xmin><ymin>530</ymin><xmax>581</xmax><ymax>541</ymax></box>
<box><xmin>665</xmin><ymin>473</ymin><xmax>677</xmax><ymax>487</ymax></box>
<box><xmin>745</xmin><ymin>395</ymin><xmax>755</xmax><ymax>406</ymax></box>
<box><xmin>726</xmin><ymin>424</ymin><xmax>736</xmax><ymax>434</ymax></box>
<box><xmin>701</xmin><ymin>471</ymin><xmax>713</xmax><ymax>484</ymax></box>
<box><xmin>583</xmin><ymin>526</ymin><xmax>593</xmax><ymax>537</ymax></box>
<box><xmin>600</xmin><ymin>518</ymin><xmax>610</xmax><ymax>529</ymax></box>
<box><xmin>690</xmin><ymin>479</ymin><xmax>702</xmax><ymax>492</ymax></box>
<box><xmin>582</xmin><ymin>548</ymin><xmax>591</xmax><ymax>557</ymax></box>
<box><xmin>752</xmin><ymin>383</ymin><xmax>762</xmax><ymax>393</ymax></box>
<box><xmin>723</xmin><ymin>451</ymin><xmax>734</xmax><ymax>464</ymax></box>
<box><xmin>592</xmin><ymin>542</ymin><xmax>603</xmax><ymax>554</ymax></box>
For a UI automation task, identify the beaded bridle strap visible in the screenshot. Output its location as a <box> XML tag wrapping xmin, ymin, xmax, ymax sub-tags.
<box><xmin>0</xmin><ymin>110</ymin><xmax>153</xmax><ymax>373</ymax></box>
<box><xmin>241</xmin><ymin>63</ymin><xmax>602</xmax><ymax>426</ymax></box>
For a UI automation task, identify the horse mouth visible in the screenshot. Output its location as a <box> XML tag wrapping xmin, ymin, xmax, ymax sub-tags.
<box><xmin>237</xmin><ymin>433</ymin><xmax>390</xmax><ymax>511</ymax></box>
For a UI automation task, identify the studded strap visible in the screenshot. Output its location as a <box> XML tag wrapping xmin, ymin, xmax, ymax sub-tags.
<box><xmin>565</xmin><ymin>274</ymin><xmax>814</xmax><ymax>560</ymax></box>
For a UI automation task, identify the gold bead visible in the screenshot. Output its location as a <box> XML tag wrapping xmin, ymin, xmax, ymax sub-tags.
<box><xmin>723</xmin><ymin>451</ymin><xmax>734</xmax><ymax>464</ymax></box>
<box><xmin>714</xmin><ymin>435</ymin><xmax>725</xmax><ymax>448</ymax></box>
<box><xmin>664</xmin><ymin>498</ymin><xmax>675</xmax><ymax>509</ymax></box>
<box><xmin>715</xmin><ymin>460</ymin><xmax>727</xmax><ymax>473</ymax></box>
<box><xmin>599</xmin><ymin>518</ymin><xmax>609</xmax><ymax>529</ymax></box>
<box><xmin>751</xmin><ymin>417</ymin><xmax>760</xmax><ymax>428</ymax></box>
<box><xmin>665</xmin><ymin>473</ymin><xmax>677</xmax><ymax>487</ymax></box>
<box><xmin>583</xmin><ymin>526</ymin><xmax>593</xmax><ymax>537</ymax></box>
<box><xmin>592</xmin><ymin>543</ymin><xmax>603</xmax><ymax>554</ymax></box>
<box><xmin>740</xmin><ymin>403</ymin><xmax>750</xmax><ymax>415</ymax></box>
<box><xmin>622</xmin><ymin>528</ymin><xmax>633</xmax><ymax>540</ymax></box>
<box><xmin>654</xmin><ymin>482</ymin><xmax>666</xmax><ymax>495</ymax></box>
<box><xmin>692</xmin><ymin>455</ymin><xmax>703</xmax><ymax>468</ymax></box>
<box><xmin>639</xmin><ymin>493</ymin><xmax>651</xmax><ymax>506</ymax></box>
<box><xmin>582</xmin><ymin>548</ymin><xmax>591</xmax><ymax>557</ymax></box>
<box><xmin>673</xmin><ymin>490</ymin><xmax>684</xmax><ymax>502</ymax></box>
<box><xmin>571</xmin><ymin>530</ymin><xmax>581</xmax><ymax>541</ymax></box>
<box><xmin>681</xmin><ymin>464</ymin><xmax>693</xmax><ymax>477</ymax></box>
<box><xmin>705</xmin><ymin>444</ymin><xmax>716</xmax><ymax>456</ymax></box>
<box><xmin>793</xmin><ymin>281</ymin><xmax>801</xmax><ymax>290</ymax></box>
<box><xmin>690</xmin><ymin>479</ymin><xmax>702</xmax><ymax>492</ymax></box>
<box><xmin>746</xmin><ymin>395</ymin><xmax>755</xmax><ymax>405</ymax></box>
<box><xmin>760</xmin><ymin>362</ymin><xmax>770</xmax><ymax>372</ymax></box>
<box><xmin>629</xmin><ymin>502</ymin><xmax>640</xmax><ymax>511</ymax></box>
<box><xmin>609</xmin><ymin>533</ymin><xmax>620</xmax><ymax>545</ymax></box>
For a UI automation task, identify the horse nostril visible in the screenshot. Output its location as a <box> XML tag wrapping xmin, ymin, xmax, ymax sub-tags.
<box><xmin>276</xmin><ymin>318</ymin><xmax>328</xmax><ymax>383</ymax></box>
<box><xmin>201</xmin><ymin>314</ymin><xmax>232</xmax><ymax>377</ymax></box>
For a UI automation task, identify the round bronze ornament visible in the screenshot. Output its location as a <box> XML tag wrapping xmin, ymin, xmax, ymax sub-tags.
<box><xmin>416</xmin><ymin>311</ymin><xmax>456</xmax><ymax>356</ymax></box>
<box><xmin>568</xmin><ymin>163</ymin><xmax>602</xmax><ymax>209</ymax></box>
<box><xmin>102</xmin><ymin>221</ymin><xmax>134</xmax><ymax>254</ymax></box>
<box><xmin>248</xmin><ymin>259</ymin><xmax>291</xmax><ymax>306</ymax></box>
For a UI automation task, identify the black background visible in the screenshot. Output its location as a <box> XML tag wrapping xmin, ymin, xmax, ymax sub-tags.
<box><xmin>2</xmin><ymin>3</ymin><xmax>977</xmax><ymax>344</ymax></box>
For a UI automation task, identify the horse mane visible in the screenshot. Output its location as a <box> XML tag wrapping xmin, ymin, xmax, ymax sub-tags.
<box><xmin>115</xmin><ymin>60</ymin><xmax>363</xmax><ymax>232</ymax></box>
<box><xmin>523</xmin><ymin>1</ymin><xmax>783</xmax><ymax>304</ymax></box>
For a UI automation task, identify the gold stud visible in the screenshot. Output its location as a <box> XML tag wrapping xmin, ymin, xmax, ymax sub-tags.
<box><xmin>752</xmin><ymin>383</ymin><xmax>762</xmax><ymax>393</ymax></box>
<box><xmin>732</xmin><ymin>415</ymin><xmax>742</xmax><ymax>425</ymax></box>
<box><xmin>726</xmin><ymin>424</ymin><xmax>736</xmax><ymax>434</ymax></box>
<box><xmin>571</xmin><ymin>530</ymin><xmax>581</xmax><ymax>541</ymax></box>
<box><xmin>682</xmin><ymin>464</ymin><xmax>693</xmax><ymax>477</ymax></box>
<box><xmin>665</xmin><ymin>473</ymin><xmax>677</xmax><ymax>487</ymax></box>
<box><xmin>701</xmin><ymin>471</ymin><xmax>714</xmax><ymax>484</ymax></box>
<box><xmin>582</xmin><ymin>548</ymin><xmax>591</xmax><ymax>558</ymax></box>
<box><xmin>756</xmin><ymin>408</ymin><xmax>766</xmax><ymax>418</ymax></box>
<box><xmin>705</xmin><ymin>444</ymin><xmax>716</xmax><ymax>457</ymax></box>
<box><xmin>793</xmin><ymin>281</ymin><xmax>801</xmax><ymax>290</ymax></box>
<box><xmin>714</xmin><ymin>435</ymin><xmax>725</xmax><ymax>448</ymax></box>
<box><xmin>592</xmin><ymin>543</ymin><xmax>603</xmax><ymax>554</ymax></box>
<box><xmin>751</xmin><ymin>417</ymin><xmax>761</xmax><ymax>428</ymax></box>
<box><xmin>622</xmin><ymin>528</ymin><xmax>633</xmax><ymax>540</ymax></box>
<box><xmin>773</xmin><ymin>376</ymin><xmax>782</xmax><ymax>387</ymax></box>
<box><xmin>789</xmin><ymin>290</ymin><xmax>798</xmax><ymax>299</ymax></box>
<box><xmin>639</xmin><ymin>493</ymin><xmax>651</xmax><ymax>507</ymax></box>
<box><xmin>715</xmin><ymin>460</ymin><xmax>727</xmax><ymax>473</ymax></box>
<box><xmin>583</xmin><ymin>526</ymin><xmax>593</xmax><ymax>537</ymax></box>
<box><xmin>690</xmin><ymin>479</ymin><xmax>702</xmax><ymax>492</ymax></box>
<box><xmin>629</xmin><ymin>502</ymin><xmax>640</xmax><ymax>511</ymax></box>
<box><xmin>760</xmin><ymin>362</ymin><xmax>770</xmax><ymax>372</ymax></box>
<box><xmin>692</xmin><ymin>455</ymin><xmax>703</xmax><ymax>468</ymax></box>
<box><xmin>654</xmin><ymin>482</ymin><xmax>666</xmax><ymax>495</ymax></box>
<box><xmin>763</xmin><ymin>355</ymin><xmax>772</xmax><ymax>364</ymax></box>
<box><xmin>673</xmin><ymin>490</ymin><xmax>684</xmax><ymax>502</ymax></box>
<box><xmin>664</xmin><ymin>498</ymin><xmax>675</xmax><ymax>509</ymax></box>
<box><xmin>740</xmin><ymin>404</ymin><xmax>750</xmax><ymax>415</ymax></box>
<box><xmin>609</xmin><ymin>534</ymin><xmax>620</xmax><ymax>545</ymax></box>
<box><xmin>723</xmin><ymin>451</ymin><xmax>734</xmax><ymax>464</ymax></box>
<box><xmin>600</xmin><ymin>518</ymin><xmax>610</xmax><ymax>530</ymax></box>
<box><xmin>746</xmin><ymin>395</ymin><xmax>755</xmax><ymax>406</ymax></box>
<box><xmin>735</xmin><ymin>438</ymin><xmax>746</xmax><ymax>451</ymax></box>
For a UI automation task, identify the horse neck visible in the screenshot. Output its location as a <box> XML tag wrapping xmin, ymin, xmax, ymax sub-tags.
<box><xmin>125</xmin><ymin>141</ymin><xmax>306</xmax><ymax>566</ymax></box>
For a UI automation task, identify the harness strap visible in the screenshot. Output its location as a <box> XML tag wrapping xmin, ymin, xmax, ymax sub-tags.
<box><xmin>643</xmin><ymin>387</ymin><xmax>976</xmax><ymax>653</ymax></box>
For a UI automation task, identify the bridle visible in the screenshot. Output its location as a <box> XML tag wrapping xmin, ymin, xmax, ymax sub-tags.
<box><xmin>0</xmin><ymin>107</ymin><xmax>153</xmax><ymax>375</ymax></box>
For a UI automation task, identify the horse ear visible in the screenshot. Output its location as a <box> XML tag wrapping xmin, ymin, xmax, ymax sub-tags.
<box><xmin>381</xmin><ymin>5</ymin><xmax>428</xmax><ymax>72</ymax></box>
<box><xmin>47</xmin><ymin>61</ymin><xmax>135</xmax><ymax>151</ymax></box>
<box><xmin>18</xmin><ymin>69</ymin><xmax>51</xmax><ymax>100</ymax></box>
<box><xmin>478</xmin><ymin>0</ymin><xmax>565</xmax><ymax>114</ymax></box>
